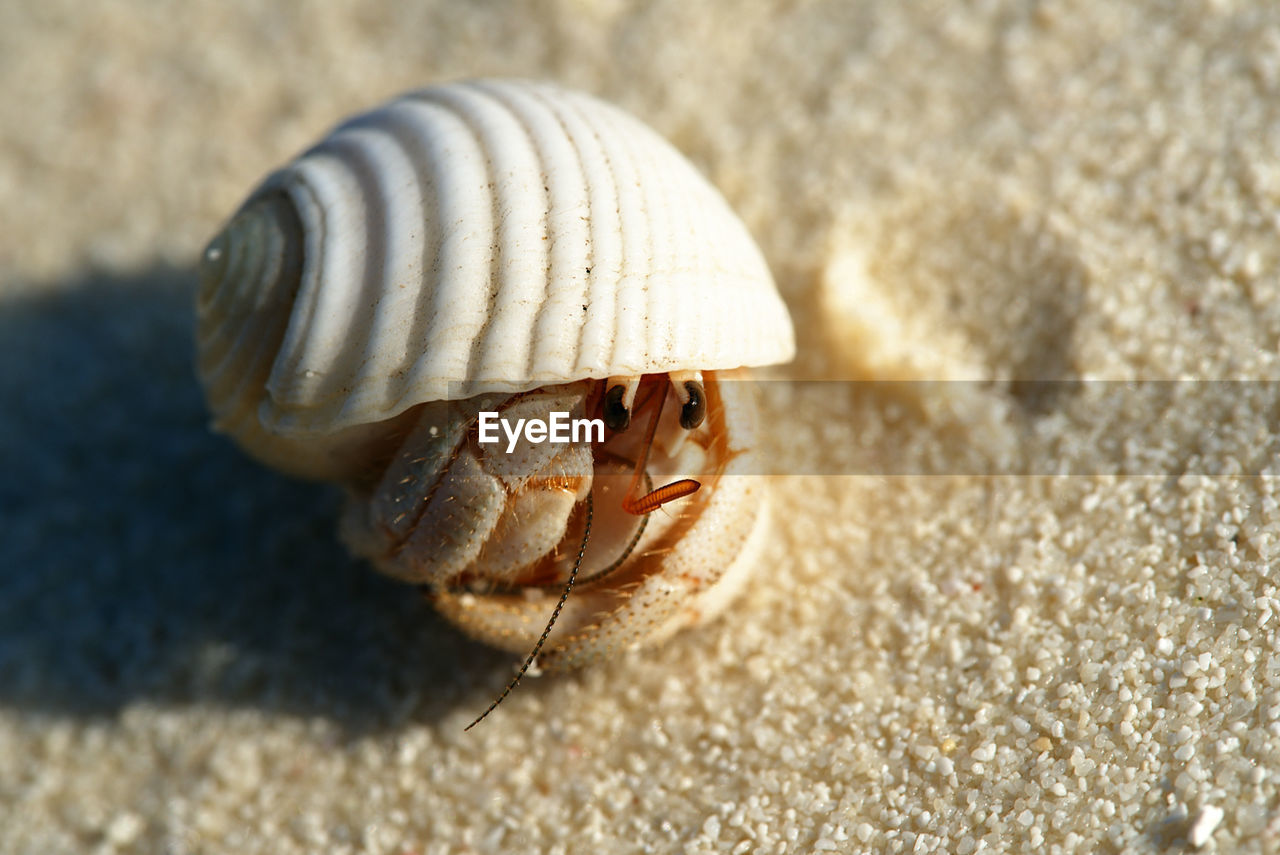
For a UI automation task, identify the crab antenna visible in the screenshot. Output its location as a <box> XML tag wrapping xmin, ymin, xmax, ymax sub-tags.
<box><xmin>625</xmin><ymin>478</ymin><xmax>700</xmax><ymax>514</ymax></box>
<box><xmin>621</xmin><ymin>384</ymin><xmax>701</xmax><ymax>516</ymax></box>
<box><xmin>527</xmin><ymin>467</ymin><xmax>654</xmax><ymax>590</ymax></box>
<box><xmin>464</xmin><ymin>492</ymin><xmax>594</xmax><ymax>731</ymax></box>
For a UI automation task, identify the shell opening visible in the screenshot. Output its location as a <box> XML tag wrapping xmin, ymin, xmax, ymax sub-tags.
<box><xmin>198</xmin><ymin>190</ymin><xmax>305</xmax><ymax>315</ymax></box>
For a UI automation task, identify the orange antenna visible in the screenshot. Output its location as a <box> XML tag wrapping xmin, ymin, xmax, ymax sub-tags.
<box><xmin>621</xmin><ymin>384</ymin><xmax>701</xmax><ymax>516</ymax></box>
<box><xmin>625</xmin><ymin>479</ymin><xmax>700</xmax><ymax>514</ymax></box>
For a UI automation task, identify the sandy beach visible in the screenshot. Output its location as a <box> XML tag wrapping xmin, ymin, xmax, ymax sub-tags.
<box><xmin>4</xmin><ymin>1</ymin><xmax>1280</xmax><ymax>852</ymax></box>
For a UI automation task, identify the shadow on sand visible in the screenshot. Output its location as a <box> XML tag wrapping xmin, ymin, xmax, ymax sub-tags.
<box><xmin>0</xmin><ymin>266</ymin><xmax>512</xmax><ymax>734</ymax></box>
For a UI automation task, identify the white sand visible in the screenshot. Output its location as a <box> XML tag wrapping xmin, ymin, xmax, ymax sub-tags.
<box><xmin>4</xmin><ymin>1</ymin><xmax>1280</xmax><ymax>852</ymax></box>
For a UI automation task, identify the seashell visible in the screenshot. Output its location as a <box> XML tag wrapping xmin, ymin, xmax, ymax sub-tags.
<box><xmin>196</xmin><ymin>78</ymin><xmax>794</xmax><ymax>717</ymax></box>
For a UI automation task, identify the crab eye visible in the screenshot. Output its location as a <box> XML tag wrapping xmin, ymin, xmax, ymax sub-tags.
<box><xmin>679</xmin><ymin>380</ymin><xmax>706</xmax><ymax>430</ymax></box>
<box><xmin>603</xmin><ymin>383</ymin><xmax>631</xmax><ymax>432</ymax></box>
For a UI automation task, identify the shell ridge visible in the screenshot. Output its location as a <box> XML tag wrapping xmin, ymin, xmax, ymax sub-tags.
<box><xmin>232</xmin><ymin>314</ymin><xmax>300</xmax><ymax>434</ymax></box>
<box><xmin>475</xmin><ymin>81</ymin><xmax>568</xmax><ymax>386</ymax></box>
<box><xmin>200</xmin><ymin>210</ymin><xmax>286</xmax><ymax>420</ymax></box>
<box><xmin>685</xmin><ymin>168</ymin><xmax>729</xmax><ymax>367</ymax></box>
<box><xmin>463</xmin><ymin>82</ymin><xmax>541</xmax><ymax>390</ymax></box>
<box><xmin>590</xmin><ymin>95</ymin><xmax>651</xmax><ymax>377</ymax></box>
<box><xmin>197</xmin><ymin>206</ymin><xmax>268</xmax><ymax>384</ymax></box>
<box><xmin>626</xmin><ymin>108</ymin><xmax>685</xmax><ymax>368</ymax></box>
<box><xmin>198</xmin><ymin>209</ymin><xmax>259</xmax><ymax>325</ymax></box>
<box><xmin>624</xmin><ymin>104</ymin><xmax>659</xmax><ymax>376</ymax></box>
<box><xmin>397</xmin><ymin>94</ymin><xmax>497</xmax><ymax>401</ymax></box>
<box><xmin>206</xmin><ymin>268</ymin><xmax>284</xmax><ymax>415</ymax></box>
<box><xmin>695</xmin><ymin>161</ymin><xmax>741</xmax><ymax>364</ymax></box>
<box><xmin>431</xmin><ymin>82</ymin><xmax>542</xmax><ymax>393</ymax></box>
<box><xmin>616</xmin><ymin>109</ymin><xmax>672</xmax><ymax>371</ymax></box>
<box><xmin>500</xmin><ymin>81</ymin><xmax>600</xmax><ymax>383</ymax></box>
<box><xmin>414</xmin><ymin>85</ymin><xmax>504</xmax><ymax>399</ymax></box>
<box><xmin>298</xmin><ymin>127</ymin><xmax>437</xmax><ymax>428</ymax></box>
<box><xmin>375</xmin><ymin>100</ymin><xmax>461</xmax><ymax>408</ymax></box>
<box><xmin>326</xmin><ymin>127</ymin><xmax>414</xmax><ymax>427</ymax></box>
<box><xmin>552</xmin><ymin>86</ymin><xmax>626</xmax><ymax>379</ymax></box>
<box><xmin>261</xmin><ymin>167</ymin><xmax>348</xmax><ymax>422</ymax></box>
<box><xmin>410</xmin><ymin>86</ymin><xmax>510</xmax><ymax>400</ymax></box>
<box><xmin>646</xmin><ymin>120</ymin><xmax>694</xmax><ymax>368</ymax></box>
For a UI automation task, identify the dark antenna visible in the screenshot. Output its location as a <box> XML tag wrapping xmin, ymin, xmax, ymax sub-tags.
<box><xmin>464</xmin><ymin>492</ymin><xmax>594</xmax><ymax>731</ymax></box>
<box><xmin>529</xmin><ymin>465</ymin><xmax>652</xmax><ymax>590</ymax></box>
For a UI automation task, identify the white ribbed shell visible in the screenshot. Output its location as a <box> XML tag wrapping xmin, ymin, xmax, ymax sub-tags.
<box><xmin>198</xmin><ymin>79</ymin><xmax>793</xmax><ymax>477</ymax></box>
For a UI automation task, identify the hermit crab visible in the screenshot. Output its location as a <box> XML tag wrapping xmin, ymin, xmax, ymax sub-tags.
<box><xmin>196</xmin><ymin>79</ymin><xmax>794</xmax><ymax>724</ymax></box>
